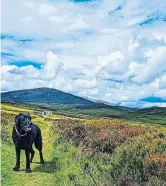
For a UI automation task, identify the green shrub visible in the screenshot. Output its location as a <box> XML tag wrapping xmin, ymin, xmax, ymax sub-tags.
<box><xmin>110</xmin><ymin>132</ymin><xmax>166</xmax><ymax>185</ymax></box>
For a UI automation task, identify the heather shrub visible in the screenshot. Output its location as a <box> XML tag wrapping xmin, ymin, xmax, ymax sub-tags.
<box><xmin>110</xmin><ymin>131</ymin><xmax>166</xmax><ymax>185</ymax></box>
<box><xmin>52</xmin><ymin>119</ymin><xmax>166</xmax><ymax>185</ymax></box>
<box><xmin>53</xmin><ymin>119</ymin><xmax>147</xmax><ymax>154</ymax></box>
<box><xmin>145</xmin><ymin>176</ymin><xmax>166</xmax><ymax>186</ymax></box>
<box><xmin>143</xmin><ymin>153</ymin><xmax>166</xmax><ymax>179</ymax></box>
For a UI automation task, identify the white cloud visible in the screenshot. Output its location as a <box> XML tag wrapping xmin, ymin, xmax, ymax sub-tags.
<box><xmin>1</xmin><ymin>0</ymin><xmax>166</xmax><ymax>107</ymax></box>
<box><xmin>48</xmin><ymin>15</ymin><xmax>65</xmax><ymax>24</ymax></box>
<box><xmin>159</xmin><ymin>75</ymin><xmax>166</xmax><ymax>89</ymax></box>
<box><xmin>21</xmin><ymin>16</ymin><xmax>33</xmax><ymax>23</ymax></box>
<box><xmin>38</xmin><ymin>4</ymin><xmax>58</xmax><ymax>16</ymax></box>
<box><xmin>98</xmin><ymin>51</ymin><xmax>125</xmax><ymax>67</ymax></box>
<box><xmin>155</xmin><ymin>89</ymin><xmax>166</xmax><ymax>99</ymax></box>
<box><xmin>142</xmin><ymin>102</ymin><xmax>166</xmax><ymax>108</ymax></box>
<box><xmin>132</xmin><ymin>47</ymin><xmax>166</xmax><ymax>83</ymax></box>
<box><xmin>42</xmin><ymin>51</ymin><xmax>63</xmax><ymax>80</ymax></box>
<box><xmin>78</xmin><ymin>88</ymin><xmax>99</xmax><ymax>98</ymax></box>
<box><xmin>65</xmin><ymin>19</ymin><xmax>91</xmax><ymax>32</ymax></box>
<box><xmin>1</xmin><ymin>51</ymin><xmax>64</xmax><ymax>86</ymax></box>
<box><xmin>0</xmin><ymin>65</ymin><xmax>17</xmax><ymax>73</ymax></box>
<box><xmin>74</xmin><ymin>78</ymin><xmax>97</xmax><ymax>89</ymax></box>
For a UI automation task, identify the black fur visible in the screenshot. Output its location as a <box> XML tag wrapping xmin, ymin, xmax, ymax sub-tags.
<box><xmin>12</xmin><ymin>113</ymin><xmax>44</xmax><ymax>173</ymax></box>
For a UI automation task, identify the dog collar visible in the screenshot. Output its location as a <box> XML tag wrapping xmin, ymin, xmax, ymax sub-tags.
<box><xmin>14</xmin><ymin>125</ymin><xmax>27</xmax><ymax>137</ymax></box>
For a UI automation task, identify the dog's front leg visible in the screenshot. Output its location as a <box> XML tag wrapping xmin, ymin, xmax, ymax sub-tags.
<box><xmin>13</xmin><ymin>147</ymin><xmax>21</xmax><ymax>171</ymax></box>
<box><xmin>25</xmin><ymin>149</ymin><xmax>32</xmax><ymax>173</ymax></box>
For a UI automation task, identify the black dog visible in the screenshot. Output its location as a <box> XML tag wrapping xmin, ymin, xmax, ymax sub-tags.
<box><xmin>12</xmin><ymin>113</ymin><xmax>44</xmax><ymax>173</ymax></box>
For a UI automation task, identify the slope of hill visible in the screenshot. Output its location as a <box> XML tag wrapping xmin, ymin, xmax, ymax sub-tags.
<box><xmin>139</xmin><ymin>106</ymin><xmax>166</xmax><ymax>115</ymax></box>
<box><xmin>1</xmin><ymin>87</ymin><xmax>166</xmax><ymax>125</ymax></box>
<box><xmin>1</xmin><ymin>87</ymin><xmax>93</xmax><ymax>105</ymax></box>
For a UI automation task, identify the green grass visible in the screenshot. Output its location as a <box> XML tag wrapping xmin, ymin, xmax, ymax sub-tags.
<box><xmin>1</xmin><ymin>103</ymin><xmax>88</xmax><ymax>186</ymax></box>
<box><xmin>1</xmin><ymin>103</ymin><xmax>166</xmax><ymax>186</ymax></box>
<box><xmin>7</xmin><ymin>101</ymin><xmax>166</xmax><ymax>124</ymax></box>
<box><xmin>1</xmin><ymin>109</ymin><xmax>56</xmax><ymax>186</ymax></box>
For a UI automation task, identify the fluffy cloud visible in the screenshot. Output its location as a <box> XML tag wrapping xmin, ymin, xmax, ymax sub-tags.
<box><xmin>159</xmin><ymin>75</ymin><xmax>166</xmax><ymax>89</ymax></box>
<box><xmin>42</xmin><ymin>51</ymin><xmax>64</xmax><ymax>80</ymax></box>
<box><xmin>1</xmin><ymin>51</ymin><xmax>64</xmax><ymax>88</ymax></box>
<box><xmin>38</xmin><ymin>4</ymin><xmax>58</xmax><ymax>16</ymax></box>
<box><xmin>74</xmin><ymin>78</ymin><xmax>97</xmax><ymax>89</ymax></box>
<box><xmin>1</xmin><ymin>0</ymin><xmax>166</xmax><ymax>108</ymax></box>
<box><xmin>132</xmin><ymin>47</ymin><xmax>166</xmax><ymax>84</ymax></box>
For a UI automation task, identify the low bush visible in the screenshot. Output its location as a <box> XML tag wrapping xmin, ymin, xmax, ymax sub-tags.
<box><xmin>53</xmin><ymin>119</ymin><xmax>147</xmax><ymax>154</ymax></box>
<box><xmin>52</xmin><ymin>119</ymin><xmax>166</xmax><ymax>186</ymax></box>
<box><xmin>143</xmin><ymin>153</ymin><xmax>166</xmax><ymax>179</ymax></box>
<box><xmin>110</xmin><ymin>132</ymin><xmax>166</xmax><ymax>185</ymax></box>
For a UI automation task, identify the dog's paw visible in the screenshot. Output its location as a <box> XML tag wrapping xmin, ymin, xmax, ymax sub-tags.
<box><xmin>13</xmin><ymin>167</ymin><xmax>20</xmax><ymax>172</ymax></box>
<box><xmin>40</xmin><ymin>160</ymin><xmax>45</xmax><ymax>164</ymax></box>
<box><xmin>25</xmin><ymin>168</ymin><xmax>32</xmax><ymax>173</ymax></box>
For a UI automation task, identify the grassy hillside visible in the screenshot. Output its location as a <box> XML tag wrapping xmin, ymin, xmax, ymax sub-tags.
<box><xmin>1</xmin><ymin>87</ymin><xmax>93</xmax><ymax>105</ymax></box>
<box><xmin>5</xmin><ymin>101</ymin><xmax>165</xmax><ymax>125</ymax></box>
<box><xmin>2</xmin><ymin>87</ymin><xmax>166</xmax><ymax>125</ymax></box>
<box><xmin>1</xmin><ymin>103</ymin><xmax>166</xmax><ymax>186</ymax></box>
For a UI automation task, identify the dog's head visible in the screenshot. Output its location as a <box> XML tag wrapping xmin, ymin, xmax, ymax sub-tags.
<box><xmin>14</xmin><ymin>113</ymin><xmax>32</xmax><ymax>132</ymax></box>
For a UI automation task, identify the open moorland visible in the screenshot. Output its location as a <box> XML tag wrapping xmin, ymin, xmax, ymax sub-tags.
<box><xmin>1</xmin><ymin>102</ymin><xmax>166</xmax><ymax>186</ymax></box>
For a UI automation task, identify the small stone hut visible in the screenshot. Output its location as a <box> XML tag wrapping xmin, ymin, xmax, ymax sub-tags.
<box><xmin>41</xmin><ymin>110</ymin><xmax>52</xmax><ymax>116</ymax></box>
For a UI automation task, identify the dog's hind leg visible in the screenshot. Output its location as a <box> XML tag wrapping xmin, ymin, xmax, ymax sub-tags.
<box><xmin>29</xmin><ymin>146</ymin><xmax>35</xmax><ymax>163</ymax></box>
<box><xmin>39</xmin><ymin>149</ymin><xmax>45</xmax><ymax>164</ymax></box>
<box><xmin>35</xmin><ymin>136</ymin><xmax>45</xmax><ymax>164</ymax></box>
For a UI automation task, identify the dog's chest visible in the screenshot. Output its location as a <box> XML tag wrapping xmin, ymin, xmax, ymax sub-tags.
<box><xmin>14</xmin><ymin>133</ymin><xmax>31</xmax><ymax>149</ymax></box>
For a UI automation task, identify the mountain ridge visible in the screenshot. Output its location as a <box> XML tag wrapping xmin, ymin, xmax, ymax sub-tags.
<box><xmin>1</xmin><ymin>87</ymin><xmax>166</xmax><ymax>111</ymax></box>
<box><xmin>1</xmin><ymin>87</ymin><xmax>93</xmax><ymax>105</ymax></box>
<box><xmin>2</xmin><ymin>87</ymin><xmax>166</xmax><ymax>124</ymax></box>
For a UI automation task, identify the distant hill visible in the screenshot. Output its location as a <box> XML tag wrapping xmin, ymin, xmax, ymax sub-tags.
<box><xmin>1</xmin><ymin>87</ymin><xmax>93</xmax><ymax>105</ymax></box>
<box><xmin>74</xmin><ymin>103</ymin><xmax>137</xmax><ymax>112</ymax></box>
<box><xmin>139</xmin><ymin>106</ymin><xmax>166</xmax><ymax>116</ymax></box>
<box><xmin>1</xmin><ymin>87</ymin><xmax>166</xmax><ymax>124</ymax></box>
<box><xmin>1</xmin><ymin>87</ymin><xmax>137</xmax><ymax>112</ymax></box>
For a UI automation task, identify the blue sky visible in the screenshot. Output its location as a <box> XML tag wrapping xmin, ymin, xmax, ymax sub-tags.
<box><xmin>1</xmin><ymin>0</ymin><xmax>166</xmax><ymax>108</ymax></box>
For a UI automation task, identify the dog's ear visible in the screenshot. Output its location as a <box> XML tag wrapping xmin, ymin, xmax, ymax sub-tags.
<box><xmin>14</xmin><ymin>115</ymin><xmax>20</xmax><ymax>125</ymax></box>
